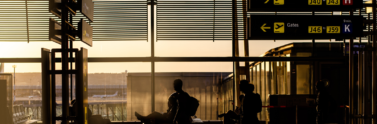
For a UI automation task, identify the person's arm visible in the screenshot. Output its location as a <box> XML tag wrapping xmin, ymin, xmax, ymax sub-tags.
<box><xmin>242</xmin><ymin>96</ymin><xmax>249</xmax><ymax>116</ymax></box>
<box><xmin>173</xmin><ymin>103</ymin><xmax>179</xmax><ymax>124</ymax></box>
<box><xmin>173</xmin><ymin>94</ymin><xmax>181</xmax><ymax>124</ymax></box>
<box><xmin>173</xmin><ymin>93</ymin><xmax>189</xmax><ymax>123</ymax></box>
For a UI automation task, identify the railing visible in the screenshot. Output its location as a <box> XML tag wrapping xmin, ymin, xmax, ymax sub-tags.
<box><xmin>88</xmin><ymin>104</ymin><xmax>126</xmax><ymax>122</ymax></box>
<box><xmin>263</xmin><ymin>105</ymin><xmax>350</xmax><ymax>124</ymax></box>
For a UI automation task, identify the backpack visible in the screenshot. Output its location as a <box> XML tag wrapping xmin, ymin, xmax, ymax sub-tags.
<box><xmin>189</xmin><ymin>96</ymin><xmax>199</xmax><ymax>116</ymax></box>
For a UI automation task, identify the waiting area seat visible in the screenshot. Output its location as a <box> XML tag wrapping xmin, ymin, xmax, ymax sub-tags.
<box><xmin>18</xmin><ymin>120</ymin><xmax>38</xmax><ymax>124</ymax></box>
<box><xmin>109</xmin><ymin>118</ymin><xmax>223</xmax><ymax>124</ymax></box>
<box><xmin>33</xmin><ymin>117</ymin><xmax>223</xmax><ymax>124</ymax></box>
<box><xmin>13</xmin><ymin>105</ymin><xmax>34</xmax><ymax>124</ymax></box>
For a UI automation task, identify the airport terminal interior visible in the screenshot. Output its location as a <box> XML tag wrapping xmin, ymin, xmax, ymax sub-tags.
<box><xmin>1</xmin><ymin>0</ymin><xmax>377</xmax><ymax>124</ymax></box>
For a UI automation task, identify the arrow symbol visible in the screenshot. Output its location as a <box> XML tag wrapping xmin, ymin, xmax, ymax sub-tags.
<box><xmin>260</xmin><ymin>23</ymin><xmax>271</xmax><ymax>32</ymax></box>
<box><xmin>265</xmin><ymin>0</ymin><xmax>269</xmax><ymax>4</ymax></box>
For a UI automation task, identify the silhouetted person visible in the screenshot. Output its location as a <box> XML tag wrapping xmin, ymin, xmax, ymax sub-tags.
<box><xmin>240</xmin><ymin>80</ymin><xmax>261</xmax><ymax>124</ymax></box>
<box><xmin>135</xmin><ymin>93</ymin><xmax>178</xmax><ymax>124</ymax></box>
<box><xmin>173</xmin><ymin>79</ymin><xmax>191</xmax><ymax>124</ymax></box>
<box><xmin>218</xmin><ymin>95</ymin><xmax>244</xmax><ymax>124</ymax></box>
<box><xmin>316</xmin><ymin>80</ymin><xmax>331</xmax><ymax>124</ymax></box>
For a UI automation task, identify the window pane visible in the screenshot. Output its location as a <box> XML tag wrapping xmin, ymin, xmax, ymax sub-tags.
<box><xmin>87</xmin><ymin>63</ymin><xmax>151</xmax><ymax>122</ymax></box>
<box><xmin>248</xmin><ymin>40</ymin><xmax>321</xmax><ymax>57</ymax></box>
<box><xmin>155</xmin><ymin>41</ymin><xmax>232</xmax><ymax>57</ymax></box>
<box><xmin>0</xmin><ymin>41</ymin><xmax>151</xmax><ymax>58</ymax></box>
<box><xmin>3</xmin><ymin>62</ymin><xmax>151</xmax><ymax>122</ymax></box>
<box><xmin>296</xmin><ymin>64</ymin><xmax>311</xmax><ymax>94</ymax></box>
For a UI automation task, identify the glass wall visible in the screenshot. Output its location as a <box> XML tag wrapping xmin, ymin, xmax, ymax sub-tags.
<box><xmin>277</xmin><ymin>61</ymin><xmax>290</xmax><ymax>95</ymax></box>
<box><xmin>218</xmin><ymin>77</ymin><xmax>233</xmax><ymax>119</ymax></box>
<box><xmin>2</xmin><ymin>62</ymin><xmax>151</xmax><ymax>122</ymax></box>
<box><xmin>296</xmin><ymin>64</ymin><xmax>311</xmax><ymax>94</ymax></box>
<box><xmin>155</xmin><ymin>41</ymin><xmax>232</xmax><ymax>57</ymax></box>
<box><xmin>126</xmin><ymin>72</ymin><xmax>151</xmax><ymax>121</ymax></box>
<box><xmin>250</xmin><ymin>61</ymin><xmax>291</xmax><ymax>122</ymax></box>
<box><xmin>3</xmin><ymin>63</ymin><xmax>43</xmax><ymax>121</ymax></box>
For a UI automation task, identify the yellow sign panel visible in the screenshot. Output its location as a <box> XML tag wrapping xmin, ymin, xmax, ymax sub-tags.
<box><xmin>308</xmin><ymin>0</ymin><xmax>322</xmax><ymax>5</ymax></box>
<box><xmin>326</xmin><ymin>0</ymin><xmax>340</xmax><ymax>5</ymax></box>
<box><xmin>326</xmin><ymin>26</ymin><xmax>341</xmax><ymax>33</ymax></box>
<box><xmin>274</xmin><ymin>22</ymin><xmax>285</xmax><ymax>33</ymax></box>
<box><xmin>308</xmin><ymin>26</ymin><xmax>322</xmax><ymax>33</ymax></box>
<box><xmin>274</xmin><ymin>0</ymin><xmax>284</xmax><ymax>5</ymax></box>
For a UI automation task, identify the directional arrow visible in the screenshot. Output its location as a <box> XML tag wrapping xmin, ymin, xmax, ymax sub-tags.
<box><xmin>260</xmin><ymin>23</ymin><xmax>271</xmax><ymax>32</ymax></box>
<box><xmin>265</xmin><ymin>0</ymin><xmax>269</xmax><ymax>4</ymax></box>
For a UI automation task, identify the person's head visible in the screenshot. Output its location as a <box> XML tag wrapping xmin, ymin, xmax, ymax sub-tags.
<box><xmin>316</xmin><ymin>79</ymin><xmax>329</xmax><ymax>91</ymax></box>
<box><xmin>173</xmin><ymin>79</ymin><xmax>183</xmax><ymax>92</ymax></box>
<box><xmin>240</xmin><ymin>80</ymin><xmax>254</xmax><ymax>94</ymax></box>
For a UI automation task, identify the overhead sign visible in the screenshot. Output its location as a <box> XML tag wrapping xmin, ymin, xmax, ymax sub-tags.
<box><xmin>78</xmin><ymin>0</ymin><xmax>94</xmax><ymax>22</ymax></box>
<box><xmin>49</xmin><ymin>18</ymin><xmax>62</xmax><ymax>44</ymax></box>
<box><xmin>49</xmin><ymin>0</ymin><xmax>61</xmax><ymax>18</ymax></box>
<box><xmin>248</xmin><ymin>15</ymin><xmax>364</xmax><ymax>40</ymax></box>
<box><xmin>248</xmin><ymin>0</ymin><xmax>362</xmax><ymax>11</ymax></box>
<box><xmin>78</xmin><ymin>19</ymin><xmax>93</xmax><ymax>46</ymax></box>
<box><xmin>49</xmin><ymin>0</ymin><xmax>76</xmax><ymax>18</ymax></box>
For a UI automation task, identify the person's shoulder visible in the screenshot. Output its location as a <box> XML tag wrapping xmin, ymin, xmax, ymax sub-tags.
<box><xmin>182</xmin><ymin>91</ymin><xmax>190</xmax><ymax>97</ymax></box>
<box><xmin>170</xmin><ymin>92</ymin><xmax>179</xmax><ymax>98</ymax></box>
<box><xmin>177</xmin><ymin>91</ymin><xmax>190</xmax><ymax>98</ymax></box>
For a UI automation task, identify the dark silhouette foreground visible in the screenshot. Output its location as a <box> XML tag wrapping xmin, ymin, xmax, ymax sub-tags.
<box><xmin>218</xmin><ymin>95</ymin><xmax>244</xmax><ymax>124</ymax></box>
<box><xmin>135</xmin><ymin>79</ymin><xmax>193</xmax><ymax>124</ymax></box>
<box><xmin>240</xmin><ymin>80</ymin><xmax>261</xmax><ymax>124</ymax></box>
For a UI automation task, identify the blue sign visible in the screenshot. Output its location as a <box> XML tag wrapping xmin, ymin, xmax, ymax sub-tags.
<box><xmin>342</xmin><ymin>23</ymin><xmax>353</xmax><ymax>34</ymax></box>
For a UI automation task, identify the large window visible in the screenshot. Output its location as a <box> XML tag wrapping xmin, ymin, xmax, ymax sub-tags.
<box><xmin>2</xmin><ymin>0</ymin><xmax>359</xmax><ymax>123</ymax></box>
<box><xmin>155</xmin><ymin>62</ymin><xmax>232</xmax><ymax>120</ymax></box>
<box><xmin>2</xmin><ymin>62</ymin><xmax>151</xmax><ymax>122</ymax></box>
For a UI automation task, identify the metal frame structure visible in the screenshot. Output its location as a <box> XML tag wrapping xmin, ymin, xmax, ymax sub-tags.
<box><xmin>1</xmin><ymin>0</ymin><xmax>377</xmax><ymax>124</ymax></box>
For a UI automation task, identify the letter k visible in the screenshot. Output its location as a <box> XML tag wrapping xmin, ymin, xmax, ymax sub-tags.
<box><xmin>345</xmin><ymin>25</ymin><xmax>350</xmax><ymax>32</ymax></box>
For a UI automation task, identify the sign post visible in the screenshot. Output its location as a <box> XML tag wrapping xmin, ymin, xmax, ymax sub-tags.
<box><xmin>48</xmin><ymin>0</ymin><xmax>93</xmax><ymax>123</ymax></box>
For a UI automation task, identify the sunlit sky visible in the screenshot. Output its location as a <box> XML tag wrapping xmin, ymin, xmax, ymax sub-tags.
<box><xmin>0</xmin><ymin>0</ymin><xmax>360</xmax><ymax>73</ymax></box>
<box><xmin>0</xmin><ymin>40</ymin><xmax>335</xmax><ymax>73</ymax></box>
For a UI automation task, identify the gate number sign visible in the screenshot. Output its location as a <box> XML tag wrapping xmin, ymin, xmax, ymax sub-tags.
<box><xmin>248</xmin><ymin>15</ymin><xmax>364</xmax><ymax>40</ymax></box>
<box><xmin>308</xmin><ymin>0</ymin><xmax>352</xmax><ymax>5</ymax></box>
<box><xmin>248</xmin><ymin>0</ymin><xmax>361</xmax><ymax>11</ymax></box>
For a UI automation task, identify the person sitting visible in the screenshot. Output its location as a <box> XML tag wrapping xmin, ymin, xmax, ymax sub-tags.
<box><xmin>135</xmin><ymin>93</ymin><xmax>178</xmax><ymax>124</ymax></box>
<box><xmin>172</xmin><ymin>79</ymin><xmax>192</xmax><ymax>124</ymax></box>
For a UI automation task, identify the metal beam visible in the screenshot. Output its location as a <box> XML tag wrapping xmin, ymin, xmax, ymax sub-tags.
<box><xmin>90</xmin><ymin>57</ymin><xmax>347</xmax><ymax>62</ymax></box>
<box><xmin>349</xmin><ymin>39</ymin><xmax>355</xmax><ymax>124</ymax></box>
<box><xmin>150</xmin><ymin>0</ymin><xmax>155</xmax><ymax>113</ymax></box>
<box><xmin>0</xmin><ymin>57</ymin><xmax>348</xmax><ymax>63</ymax></box>
<box><xmin>373</xmin><ymin>0</ymin><xmax>377</xmax><ymax>123</ymax></box>
<box><xmin>0</xmin><ymin>58</ymin><xmax>41</xmax><ymax>63</ymax></box>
